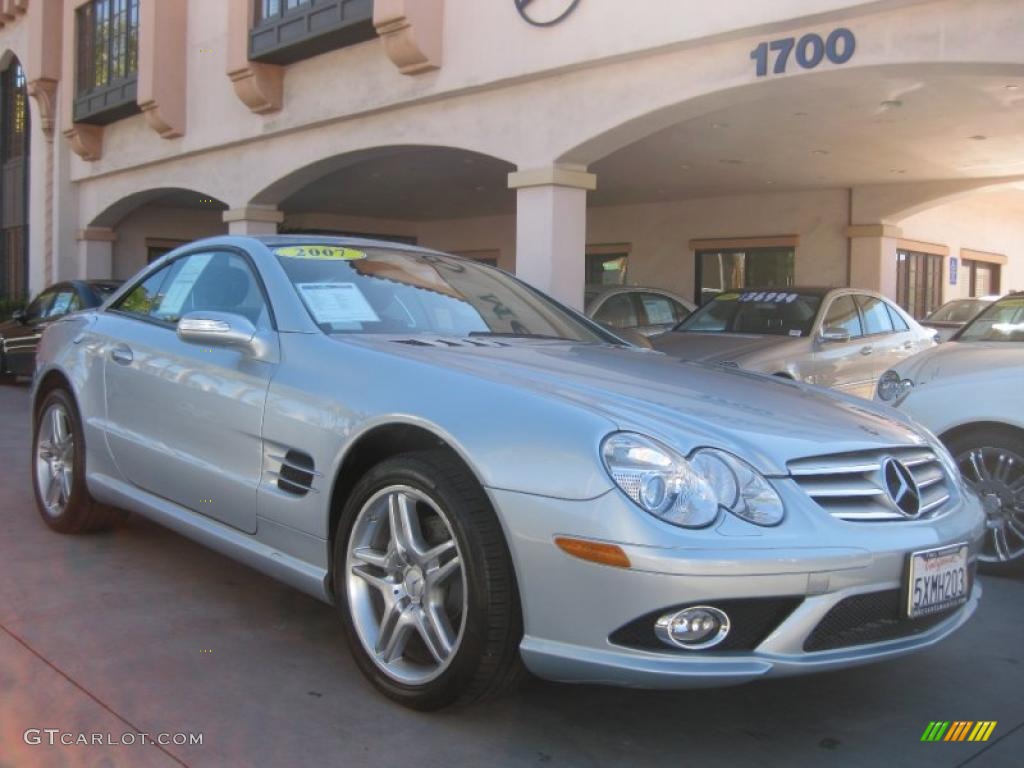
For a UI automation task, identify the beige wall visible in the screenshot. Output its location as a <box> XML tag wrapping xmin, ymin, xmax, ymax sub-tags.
<box><xmin>899</xmin><ymin>190</ymin><xmax>1024</xmax><ymax>301</ymax></box>
<box><xmin>112</xmin><ymin>205</ymin><xmax>227</xmax><ymax>279</ymax></box>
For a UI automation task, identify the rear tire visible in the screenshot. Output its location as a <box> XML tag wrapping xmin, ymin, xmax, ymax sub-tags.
<box><xmin>333</xmin><ymin>450</ymin><xmax>524</xmax><ymax>710</ymax></box>
<box><xmin>32</xmin><ymin>388</ymin><xmax>126</xmax><ymax>534</ymax></box>
<box><xmin>944</xmin><ymin>426</ymin><xmax>1024</xmax><ymax>576</ymax></box>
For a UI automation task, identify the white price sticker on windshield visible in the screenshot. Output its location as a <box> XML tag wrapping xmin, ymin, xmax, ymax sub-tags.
<box><xmin>297</xmin><ymin>283</ymin><xmax>379</xmax><ymax>325</ymax></box>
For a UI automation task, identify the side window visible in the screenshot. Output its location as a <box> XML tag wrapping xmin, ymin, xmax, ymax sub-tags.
<box><xmin>823</xmin><ymin>295</ymin><xmax>863</xmax><ymax>338</ymax></box>
<box><xmin>594</xmin><ymin>293</ymin><xmax>639</xmax><ymax>329</ymax></box>
<box><xmin>115</xmin><ymin>252</ymin><xmax>271</xmax><ymax>329</ymax></box>
<box><xmin>45</xmin><ymin>291</ymin><xmax>77</xmax><ymax>319</ymax></box>
<box><xmin>856</xmin><ymin>295</ymin><xmax>894</xmax><ymax>336</ymax></box>
<box><xmin>24</xmin><ymin>290</ymin><xmax>57</xmax><ymax>323</ymax></box>
<box><xmin>886</xmin><ymin>302</ymin><xmax>910</xmax><ymax>331</ymax></box>
<box><xmin>638</xmin><ymin>293</ymin><xmax>682</xmax><ymax>326</ymax></box>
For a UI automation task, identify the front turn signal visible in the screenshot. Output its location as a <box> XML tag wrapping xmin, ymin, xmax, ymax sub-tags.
<box><xmin>554</xmin><ymin>537</ymin><xmax>631</xmax><ymax>569</ymax></box>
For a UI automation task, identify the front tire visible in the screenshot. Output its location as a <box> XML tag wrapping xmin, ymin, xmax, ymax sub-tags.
<box><xmin>32</xmin><ymin>389</ymin><xmax>126</xmax><ymax>534</ymax></box>
<box><xmin>944</xmin><ymin>426</ymin><xmax>1024</xmax><ymax>575</ymax></box>
<box><xmin>333</xmin><ymin>450</ymin><xmax>523</xmax><ymax>710</ymax></box>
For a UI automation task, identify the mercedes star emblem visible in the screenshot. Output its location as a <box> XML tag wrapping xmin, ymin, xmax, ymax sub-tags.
<box><xmin>883</xmin><ymin>457</ymin><xmax>922</xmax><ymax>517</ymax></box>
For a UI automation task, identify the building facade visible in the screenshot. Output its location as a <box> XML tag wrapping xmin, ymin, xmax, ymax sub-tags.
<box><xmin>1</xmin><ymin>0</ymin><xmax>1023</xmax><ymax>314</ymax></box>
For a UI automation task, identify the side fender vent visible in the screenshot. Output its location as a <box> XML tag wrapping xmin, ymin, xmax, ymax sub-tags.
<box><xmin>272</xmin><ymin>450</ymin><xmax>320</xmax><ymax>496</ymax></box>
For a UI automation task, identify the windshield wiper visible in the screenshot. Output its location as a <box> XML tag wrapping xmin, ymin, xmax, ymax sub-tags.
<box><xmin>468</xmin><ymin>331</ymin><xmax>572</xmax><ymax>341</ymax></box>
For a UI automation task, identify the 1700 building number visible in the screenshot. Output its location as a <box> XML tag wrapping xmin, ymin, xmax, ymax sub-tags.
<box><xmin>750</xmin><ymin>28</ymin><xmax>856</xmax><ymax>77</ymax></box>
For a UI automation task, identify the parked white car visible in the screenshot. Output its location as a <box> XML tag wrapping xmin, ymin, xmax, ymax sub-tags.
<box><xmin>876</xmin><ymin>293</ymin><xmax>1024</xmax><ymax>572</ymax></box>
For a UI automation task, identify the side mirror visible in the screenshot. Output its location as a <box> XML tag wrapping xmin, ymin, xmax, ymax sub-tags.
<box><xmin>177</xmin><ymin>311</ymin><xmax>268</xmax><ymax>358</ymax></box>
<box><xmin>820</xmin><ymin>327</ymin><xmax>852</xmax><ymax>344</ymax></box>
<box><xmin>11</xmin><ymin>309</ymin><xmax>26</xmax><ymax>324</ymax></box>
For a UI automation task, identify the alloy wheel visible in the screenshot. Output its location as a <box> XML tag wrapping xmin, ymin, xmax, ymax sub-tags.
<box><xmin>345</xmin><ymin>485</ymin><xmax>468</xmax><ymax>685</ymax></box>
<box><xmin>956</xmin><ymin>446</ymin><xmax>1024</xmax><ymax>563</ymax></box>
<box><xmin>35</xmin><ymin>403</ymin><xmax>75</xmax><ymax>518</ymax></box>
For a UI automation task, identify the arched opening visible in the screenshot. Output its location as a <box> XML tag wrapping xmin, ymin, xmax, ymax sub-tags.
<box><xmin>550</xmin><ymin>63</ymin><xmax>1024</xmax><ymax>311</ymax></box>
<box><xmin>253</xmin><ymin>145</ymin><xmax>517</xmax><ymax>271</ymax></box>
<box><xmin>0</xmin><ymin>54</ymin><xmax>29</xmax><ymax>303</ymax></box>
<box><xmin>88</xmin><ymin>188</ymin><xmax>229</xmax><ymax>279</ymax></box>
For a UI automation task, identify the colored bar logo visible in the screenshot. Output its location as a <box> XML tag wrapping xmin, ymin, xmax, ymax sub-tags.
<box><xmin>921</xmin><ymin>721</ymin><xmax>997</xmax><ymax>742</ymax></box>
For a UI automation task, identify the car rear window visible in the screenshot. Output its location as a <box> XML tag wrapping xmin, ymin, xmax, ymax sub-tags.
<box><xmin>676</xmin><ymin>291</ymin><xmax>822</xmax><ymax>337</ymax></box>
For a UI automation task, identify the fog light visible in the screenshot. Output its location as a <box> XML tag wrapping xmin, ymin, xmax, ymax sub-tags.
<box><xmin>654</xmin><ymin>606</ymin><xmax>731</xmax><ymax>650</ymax></box>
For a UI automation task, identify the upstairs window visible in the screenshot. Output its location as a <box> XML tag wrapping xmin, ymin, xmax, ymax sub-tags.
<box><xmin>249</xmin><ymin>0</ymin><xmax>376</xmax><ymax>65</ymax></box>
<box><xmin>74</xmin><ymin>0</ymin><xmax>141</xmax><ymax>125</ymax></box>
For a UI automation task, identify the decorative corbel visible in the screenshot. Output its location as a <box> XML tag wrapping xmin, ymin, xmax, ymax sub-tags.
<box><xmin>63</xmin><ymin>124</ymin><xmax>102</xmax><ymax>162</ymax></box>
<box><xmin>227</xmin><ymin>0</ymin><xmax>283</xmax><ymax>114</ymax></box>
<box><xmin>27</xmin><ymin>78</ymin><xmax>58</xmax><ymax>139</ymax></box>
<box><xmin>137</xmin><ymin>0</ymin><xmax>187</xmax><ymax>138</ymax></box>
<box><xmin>7</xmin><ymin>0</ymin><xmax>29</xmax><ymax>15</ymax></box>
<box><xmin>373</xmin><ymin>0</ymin><xmax>444</xmax><ymax>75</ymax></box>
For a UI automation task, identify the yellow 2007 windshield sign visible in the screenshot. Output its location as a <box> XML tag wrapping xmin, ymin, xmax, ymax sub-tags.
<box><xmin>275</xmin><ymin>245</ymin><xmax>366</xmax><ymax>261</ymax></box>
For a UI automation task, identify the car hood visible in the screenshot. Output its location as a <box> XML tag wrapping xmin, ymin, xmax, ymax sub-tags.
<box><xmin>342</xmin><ymin>336</ymin><xmax>927</xmax><ymax>476</ymax></box>
<box><xmin>650</xmin><ymin>332</ymin><xmax>800</xmax><ymax>364</ymax></box>
<box><xmin>890</xmin><ymin>340</ymin><xmax>1024</xmax><ymax>385</ymax></box>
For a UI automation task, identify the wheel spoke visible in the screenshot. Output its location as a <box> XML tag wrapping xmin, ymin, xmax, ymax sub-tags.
<box><xmin>422</xmin><ymin>538</ymin><xmax>455</xmax><ymax>565</ymax></box>
<box><xmin>1006</xmin><ymin>518</ymin><xmax>1024</xmax><ymax>545</ymax></box>
<box><xmin>969</xmin><ymin>451</ymin><xmax>991</xmax><ymax>482</ymax></box>
<box><xmin>991</xmin><ymin>526</ymin><xmax>1010</xmax><ymax>561</ymax></box>
<box><xmin>376</xmin><ymin>605</ymin><xmax>412</xmax><ymax>662</ymax></box>
<box><xmin>37</xmin><ymin>440</ymin><xmax>57</xmax><ymax>461</ymax></box>
<box><xmin>59</xmin><ymin>469</ymin><xmax>73</xmax><ymax>504</ymax></box>
<box><xmin>351</xmin><ymin>546</ymin><xmax>389</xmax><ymax>570</ymax></box>
<box><xmin>45</xmin><ymin>473</ymin><xmax>62</xmax><ymax>508</ymax></box>
<box><xmin>51</xmin><ymin>408</ymin><xmax>68</xmax><ymax>446</ymax></box>
<box><xmin>993</xmin><ymin>453</ymin><xmax>1012</xmax><ymax>483</ymax></box>
<box><xmin>414</xmin><ymin>605</ymin><xmax>454</xmax><ymax>664</ymax></box>
<box><xmin>426</xmin><ymin>555</ymin><xmax>461</xmax><ymax>587</ymax></box>
<box><xmin>388</xmin><ymin>492</ymin><xmax>428</xmax><ymax>562</ymax></box>
<box><xmin>351</xmin><ymin>564</ymin><xmax>395</xmax><ymax>596</ymax></box>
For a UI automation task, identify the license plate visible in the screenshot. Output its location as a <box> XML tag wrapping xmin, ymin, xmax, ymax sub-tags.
<box><xmin>906</xmin><ymin>544</ymin><xmax>970</xmax><ymax>619</ymax></box>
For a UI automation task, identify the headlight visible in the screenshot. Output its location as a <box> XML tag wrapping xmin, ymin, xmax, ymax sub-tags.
<box><xmin>601</xmin><ymin>433</ymin><xmax>784</xmax><ymax>528</ymax></box>
<box><xmin>877</xmin><ymin>369</ymin><xmax>914</xmax><ymax>402</ymax></box>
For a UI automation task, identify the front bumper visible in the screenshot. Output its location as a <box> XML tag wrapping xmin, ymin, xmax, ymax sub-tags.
<box><xmin>487</xmin><ymin>480</ymin><xmax>986</xmax><ymax>688</ymax></box>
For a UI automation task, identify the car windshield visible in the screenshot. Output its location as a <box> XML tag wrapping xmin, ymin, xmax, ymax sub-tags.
<box><xmin>955</xmin><ymin>295</ymin><xmax>1024</xmax><ymax>342</ymax></box>
<box><xmin>89</xmin><ymin>282</ymin><xmax>122</xmax><ymax>301</ymax></box>
<box><xmin>674</xmin><ymin>290</ymin><xmax>822</xmax><ymax>337</ymax></box>
<box><xmin>274</xmin><ymin>244</ymin><xmax>612</xmax><ymax>343</ymax></box>
<box><xmin>927</xmin><ymin>299</ymin><xmax>989</xmax><ymax>323</ymax></box>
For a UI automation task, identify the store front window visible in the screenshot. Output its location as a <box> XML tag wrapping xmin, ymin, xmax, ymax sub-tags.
<box><xmin>963</xmin><ymin>259</ymin><xmax>1001</xmax><ymax>297</ymax></box>
<box><xmin>585</xmin><ymin>252</ymin><xmax>628</xmax><ymax>289</ymax></box>
<box><xmin>896</xmin><ymin>249</ymin><xmax>943</xmax><ymax>319</ymax></box>
<box><xmin>695</xmin><ymin>247</ymin><xmax>794</xmax><ymax>305</ymax></box>
<box><xmin>0</xmin><ymin>60</ymin><xmax>29</xmax><ymax>301</ymax></box>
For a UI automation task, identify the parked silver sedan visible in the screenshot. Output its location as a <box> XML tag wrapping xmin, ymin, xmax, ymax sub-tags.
<box><xmin>586</xmin><ymin>285</ymin><xmax>696</xmax><ymax>337</ymax></box>
<box><xmin>32</xmin><ymin>238</ymin><xmax>983</xmax><ymax>710</ymax></box>
<box><xmin>653</xmin><ymin>288</ymin><xmax>936</xmax><ymax>399</ymax></box>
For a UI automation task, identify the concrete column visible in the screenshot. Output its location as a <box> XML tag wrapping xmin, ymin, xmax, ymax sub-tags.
<box><xmin>847</xmin><ymin>224</ymin><xmax>902</xmax><ymax>298</ymax></box>
<box><xmin>508</xmin><ymin>165</ymin><xmax>596</xmax><ymax>310</ymax></box>
<box><xmin>222</xmin><ymin>206</ymin><xmax>284</xmax><ymax>236</ymax></box>
<box><xmin>76</xmin><ymin>228</ymin><xmax>116</xmax><ymax>279</ymax></box>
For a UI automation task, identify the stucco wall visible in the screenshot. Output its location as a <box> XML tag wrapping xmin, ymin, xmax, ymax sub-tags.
<box><xmin>112</xmin><ymin>205</ymin><xmax>227</xmax><ymax>279</ymax></box>
<box><xmin>899</xmin><ymin>190</ymin><xmax>1024</xmax><ymax>300</ymax></box>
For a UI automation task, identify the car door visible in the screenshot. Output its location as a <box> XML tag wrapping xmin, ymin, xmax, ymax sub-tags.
<box><xmin>853</xmin><ymin>294</ymin><xmax>906</xmax><ymax>388</ymax></box>
<box><xmin>636</xmin><ymin>292</ymin><xmax>690</xmax><ymax>336</ymax></box>
<box><xmin>4</xmin><ymin>286</ymin><xmax>69</xmax><ymax>376</ymax></box>
<box><xmin>810</xmin><ymin>293</ymin><xmax>876</xmax><ymax>397</ymax></box>
<box><xmin>99</xmin><ymin>249</ymin><xmax>277</xmax><ymax>533</ymax></box>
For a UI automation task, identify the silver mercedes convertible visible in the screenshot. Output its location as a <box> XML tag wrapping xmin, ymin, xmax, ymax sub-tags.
<box><xmin>31</xmin><ymin>236</ymin><xmax>985</xmax><ymax>710</ymax></box>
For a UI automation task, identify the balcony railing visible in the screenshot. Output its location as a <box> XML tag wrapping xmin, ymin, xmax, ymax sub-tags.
<box><xmin>249</xmin><ymin>0</ymin><xmax>376</xmax><ymax>66</ymax></box>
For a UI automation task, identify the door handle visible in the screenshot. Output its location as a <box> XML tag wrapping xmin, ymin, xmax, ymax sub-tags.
<box><xmin>859</xmin><ymin>345</ymin><xmax>873</xmax><ymax>356</ymax></box>
<box><xmin>903</xmin><ymin>341</ymin><xmax>915</xmax><ymax>350</ymax></box>
<box><xmin>109</xmin><ymin>345</ymin><xmax>133</xmax><ymax>366</ymax></box>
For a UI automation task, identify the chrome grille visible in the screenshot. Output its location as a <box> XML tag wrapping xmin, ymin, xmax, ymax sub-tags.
<box><xmin>788</xmin><ymin>446</ymin><xmax>953</xmax><ymax>521</ymax></box>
